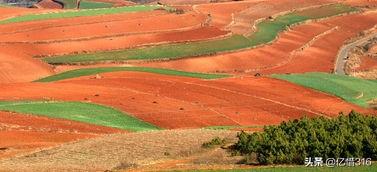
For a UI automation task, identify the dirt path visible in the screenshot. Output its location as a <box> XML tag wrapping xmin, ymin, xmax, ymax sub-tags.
<box><xmin>334</xmin><ymin>31</ymin><xmax>377</xmax><ymax>75</ymax></box>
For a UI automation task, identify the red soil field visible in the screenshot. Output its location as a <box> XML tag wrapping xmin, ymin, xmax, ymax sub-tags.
<box><xmin>192</xmin><ymin>0</ymin><xmax>331</xmax><ymax>34</ymax></box>
<box><xmin>343</xmin><ymin>0</ymin><xmax>377</xmax><ymax>7</ymax></box>
<box><xmin>357</xmin><ymin>56</ymin><xmax>377</xmax><ymax>71</ymax></box>
<box><xmin>0</xmin><ymin>72</ymin><xmax>371</xmax><ymax>129</ymax></box>
<box><xmin>36</xmin><ymin>0</ymin><xmax>63</xmax><ymax>9</ymax></box>
<box><xmin>229</xmin><ymin>0</ymin><xmax>332</xmax><ymax>34</ymax></box>
<box><xmin>263</xmin><ymin>11</ymin><xmax>377</xmax><ymax>74</ymax></box>
<box><xmin>0</xmin><ymin>11</ymin><xmax>205</xmax><ymax>42</ymax></box>
<box><xmin>0</xmin><ymin>10</ymin><xmax>167</xmax><ymax>35</ymax></box>
<box><xmin>371</xmin><ymin>44</ymin><xmax>377</xmax><ymax>53</ymax></box>
<box><xmin>194</xmin><ymin>0</ymin><xmax>261</xmax><ymax>30</ymax></box>
<box><xmin>141</xmin><ymin>11</ymin><xmax>377</xmax><ymax>74</ymax></box>
<box><xmin>14</xmin><ymin>26</ymin><xmax>229</xmax><ymax>56</ymax></box>
<box><xmin>0</xmin><ymin>6</ymin><xmax>56</xmax><ymax>20</ymax></box>
<box><xmin>0</xmin><ymin>46</ymin><xmax>53</xmax><ymax>83</ymax></box>
<box><xmin>0</xmin><ymin>111</ymin><xmax>122</xmax><ymax>159</ymax></box>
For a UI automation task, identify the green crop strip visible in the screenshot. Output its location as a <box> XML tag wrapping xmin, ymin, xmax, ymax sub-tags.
<box><xmin>79</xmin><ymin>1</ymin><xmax>113</xmax><ymax>9</ymax></box>
<box><xmin>0</xmin><ymin>101</ymin><xmax>160</xmax><ymax>131</ymax></box>
<box><xmin>0</xmin><ymin>5</ymin><xmax>170</xmax><ymax>24</ymax></box>
<box><xmin>61</xmin><ymin>0</ymin><xmax>113</xmax><ymax>9</ymax></box>
<box><xmin>61</xmin><ymin>0</ymin><xmax>77</xmax><ymax>9</ymax></box>
<box><xmin>35</xmin><ymin>67</ymin><xmax>230</xmax><ymax>82</ymax></box>
<box><xmin>43</xmin><ymin>4</ymin><xmax>357</xmax><ymax>64</ymax></box>
<box><xmin>272</xmin><ymin>73</ymin><xmax>377</xmax><ymax>107</ymax></box>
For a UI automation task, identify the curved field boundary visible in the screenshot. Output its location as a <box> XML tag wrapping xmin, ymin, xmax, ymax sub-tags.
<box><xmin>0</xmin><ymin>5</ymin><xmax>170</xmax><ymax>24</ymax></box>
<box><xmin>244</xmin><ymin>26</ymin><xmax>339</xmax><ymax>73</ymax></box>
<box><xmin>0</xmin><ymin>10</ymin><xmax>167</xmax><ymax>35</ymax></box>
<box><xmin>0</xmin><ymin>101</ymin><xmax>160</xmax><ymax>131</ymax></box>
<box><xmin>272</xmin><ymin>72</ymin><xmax>377</xmax><ymax>108</ymax></box>
<box><xmin>0</xmin><ymin>17</ymin><xmax>213</xmax><ymax>44</ymax></box>
<box><xmin>43</xmin><ymin>4</ymin><xmax>357</xmax><ymax>65</ymax></box>
<box><xmin>36</xmin><ymin>67</ymin><xmax>231</xmax><ymax>82</ymax></box>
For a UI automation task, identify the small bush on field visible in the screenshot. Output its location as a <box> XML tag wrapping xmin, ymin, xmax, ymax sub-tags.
<box><xmin>202</xmin><ymin>137</ymin><xmax>226</xmax><ymax>148</ymax></box>
<box><xmin>232</xmin><ymin>111</ymin><xmax>377</xmax><ymax>165</ymax></box>
<box><xmin>168</xmin><ymin>8</ymin><xmax>184</xmax><ymax>14</ymax></box>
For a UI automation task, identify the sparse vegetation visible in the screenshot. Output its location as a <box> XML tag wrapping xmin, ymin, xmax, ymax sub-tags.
<box><xmin>35</xmin><ymin>67</ymin><xmax>231</xmax><ymax>82</ymax></box>
<box><xmin>176</xmin><ymin>163</ymin><xmax>377</xmax><ymax>172</ymax></box>
<box><xmin>272</xmin><ymin>72</ymin><xmax>377</xmax><ymax>107</ymax></box>
<box><xmin>202</xmin><ymin>137</ymin><xmax>226</xmax><ymax>148</ymax></box>
<box><xmin>232</xmin><ymin>111</ymin><xmax>377</xmax><ymax>165</ymax></box>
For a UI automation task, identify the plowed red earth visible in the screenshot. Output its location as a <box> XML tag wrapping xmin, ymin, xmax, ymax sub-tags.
<box><xmin>372</xmin><ymin>45</ymin><xmax>377</xmax><ymax>53</ymax></box>
<box><xmin>0</xmin><ymin>46</ymin><xmax>53</xmax><ymax>83</ymax></box>
<box><xmin>193</xmin><ymin>0</ymin><xmax>331</xmax><ymax>34</ymax></box>
<box><xmin>0</xmin><ymin>111</ymin><xmax>122</xmax><ymax>159</ymax></box>
<box><xmin>0</xmin><ymin>10</ymin><xmax>166</xmax><ymax>34</ymax></box>
<box><xmin>343</xmin><ymin>0</ymin><xmax>377</xmax><ymax>7</ymax></box>
<box><xmin>0</xmin><ymin>7</ymin><xmax>53</xmax><ymax>20</ymax></box>
<box><xmin>227</xmin><ymin>0</ymin><xmax>332</xmax><ymax>34</ymax></box>
<box><xmin>357</xmin><ymin>56</ymin><xmax>377</xmax><ymax>71</ymax></box>
<box><xmin>194</xmin><ymin>0</ymin><xmax>262</xmax><ymax>30</ymax></box>
<box><xmin>0</xmin><ymin>72</ymin><xmax>371</xmax><ymax>129</ymax></box>
<box><xmin>0</xmin><ymin>11</ymin><xmax>205</xmax><ymax>42</ymax></box>
<box><xmin>12</xmin><ymin>26</ymin><xmax>229</xmax><ymax>56</ymax></box>
<box><xmin>142</xmin><ymin>11</ymin><xmax>377</xmax><ymax>74</ymax></box>
<box><xmin>36</xmin><ymin>0</ymin><xmax>63</xmax><ymax>9</ymax></box>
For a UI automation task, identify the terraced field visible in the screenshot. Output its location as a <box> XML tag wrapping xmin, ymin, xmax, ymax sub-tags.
<box><xmin>0</xmin><ymin>0</ymin><xmax>376</xmax><ymax>170</ymax></box>
<box><xmin>43</xmin><ymin>4</ymin><xmax>356</xmax><ymax>64</ymax></box>
<box><xmin>36</xmin><ymin>67</ymin><xmax>230</xmax><ymax>82</ymax></box>
<box><xmin>0</xmin><ymin>5</ymin><xmax>169</xmax><ymax>24</ymax></box>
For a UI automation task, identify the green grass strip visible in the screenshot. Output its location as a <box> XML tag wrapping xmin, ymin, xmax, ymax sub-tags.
<box><xmin>43</xmin><ymin>4</ymin><xmax>357</xmax><ymax>65</ymax></box>
<box><xmin>272</xmin><ymin>73</ymin><xmax>377</xmax><ymax>107</ymax></box>
<box><xmin>79</xmin><ymin>0</ymin><xmax>113</xmax><ymax>9</ymax></box>
<box><xmin>0</xmin><ymin>101</ymin><xmax>160</xmax><ymax>131</ymax></box>
<box><xmin>0</xmin><ymin>5</ymin><xmax>169</xmax><ymax>24</ymax></box>
<box><xmin>43</xmin><ymin>35</ymin><xmax>251</xmax><ymax>64</ymax></box>
<box><xmin>61</xmin><ymin>0</ymin><xmax>77</xmax><ymax>9</ymax></box>
<box><xmin>61</xmin><ymin>0</ymin><xmax>113</xmax><ymax>9</ymax></box>
<box><xmin>0</xmin><ymin>4</ymin><xmax>10</xmax><ymax>7</ymax></box>
<box><xmin>35</xmin><ymin>67</ymin><xmax>231</xmax><ymax>82</ymax></box>
<box><xmin>172</xmin><ymin>163</ymin><xmax>377</xmax><ymax>172</ymax></box>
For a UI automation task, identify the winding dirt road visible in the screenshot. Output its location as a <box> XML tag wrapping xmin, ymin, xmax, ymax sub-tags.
<box><xmin>335</xmin><ymin>31</ymin><xmax>377</xmax><ymax>75</ymax></box>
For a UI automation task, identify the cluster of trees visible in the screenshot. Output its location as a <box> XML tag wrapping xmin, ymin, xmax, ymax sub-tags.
<box><xmin>233</xmin><ymin>111</ymin><xmax>377</xmax><ymax>165</ymax></box>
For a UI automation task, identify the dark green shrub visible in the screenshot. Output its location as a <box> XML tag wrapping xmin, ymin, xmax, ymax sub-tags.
<box><xmin>233</xmin><ymin>111</ymin><xmax>377</xmax><ymax>165</ymax></box>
